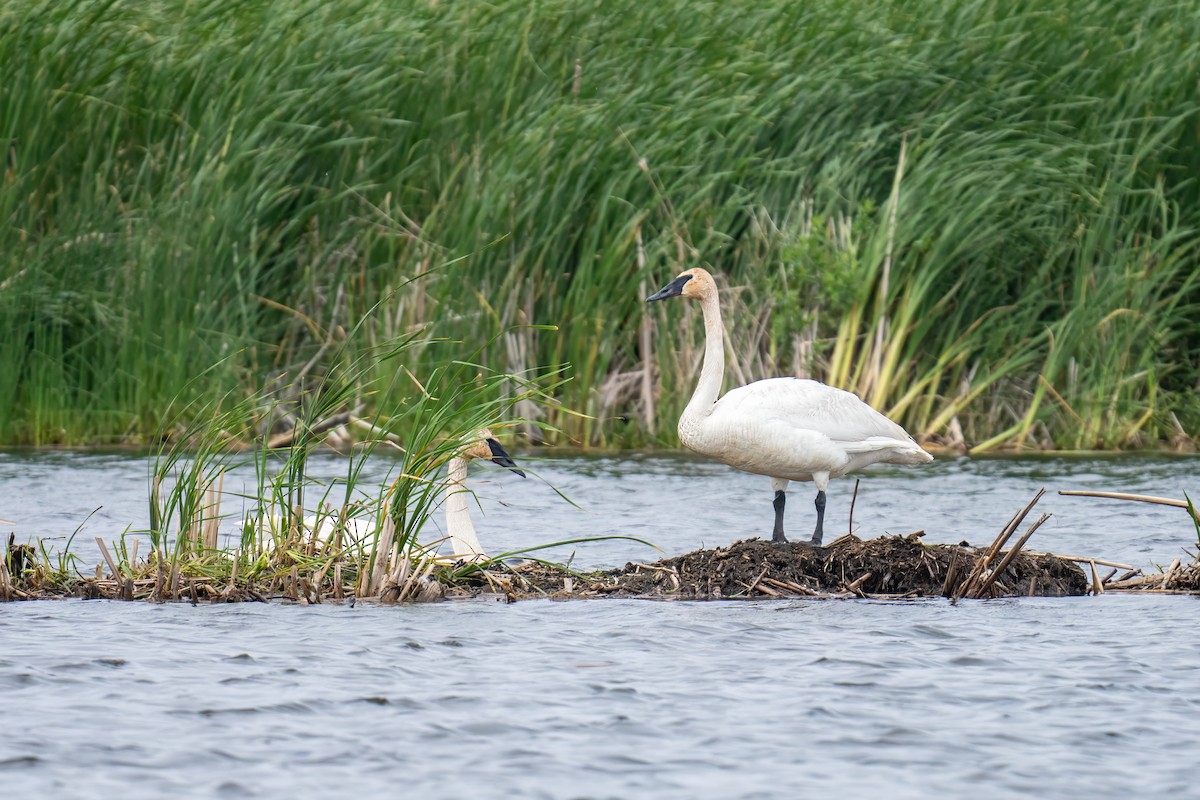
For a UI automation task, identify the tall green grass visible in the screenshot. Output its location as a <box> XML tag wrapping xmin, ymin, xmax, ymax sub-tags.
<box><xmin>2</xmin><ymin>0</ymin><xmax>1198</xmax><ymax>450</ymax></box>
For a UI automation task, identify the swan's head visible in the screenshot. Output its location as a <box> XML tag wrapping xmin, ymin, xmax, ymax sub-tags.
<box><xmin>460</xmin><ymin>428</ymin><xmax>526</xmax><ymax>478</ymax></box>
<box><xmin>645</xmin><ymin>267</ymin><xmax>715</xmax><ymax>303</ymax></box>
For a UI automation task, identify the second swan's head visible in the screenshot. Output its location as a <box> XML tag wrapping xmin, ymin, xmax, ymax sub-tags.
<box><xmin>645</xmin><ymin>267</ymin><xmax>715</xmax><ymax>303</ymax></box>
<box><xmin>461</xmin><ymin>429</ymin><xmax>526</xmax><ymax>478</ymax></box>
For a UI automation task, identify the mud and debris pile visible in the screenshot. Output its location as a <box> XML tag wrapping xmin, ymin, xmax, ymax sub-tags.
<box><xmin>490</xmin><ymin>533</ymin><xmax>1091</xmax><ymax>600</ymax></box>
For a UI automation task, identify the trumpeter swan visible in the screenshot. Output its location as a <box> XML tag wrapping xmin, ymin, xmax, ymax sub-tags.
<box><xmin>441</xmin><ymin>429</ymin><xmax>525</xmax><ymax>561</ymax></box>
<box><xmin>251</xmin><ymin>429</ymin><xmax>524</xmax><ymax>562</ymax></box>
<box><xmin>647</xmin><ymin>267</ymin><xmax>932</xmax><ymax>545</ymax></box>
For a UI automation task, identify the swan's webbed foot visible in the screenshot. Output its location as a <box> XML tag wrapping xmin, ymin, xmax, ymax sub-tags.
<box><xmin>810</xmin><ymin>490</ymin><xmax>827</xmax><ymax>546</ymax></box>
<box><xmin>771</xmin><ymin>490</ymin><xmax>787</xmax><ymax>543</ymax></box>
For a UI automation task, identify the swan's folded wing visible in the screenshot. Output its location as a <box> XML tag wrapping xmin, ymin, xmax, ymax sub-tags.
<box><xmin>714</xmin><ymin>377</ymin><xmax>915</xmax><ymax>445</ymax></box>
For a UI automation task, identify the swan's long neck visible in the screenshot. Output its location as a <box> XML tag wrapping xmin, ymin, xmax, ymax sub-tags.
<box><xmin>683</xmin><ymin>291</ymin><xmax>725</xmax><ymax>421</ymax></box>
<box><xmin>444</xmin><ymin>456</ymin><xmax>484</xmax><ymax>561</ymax></box>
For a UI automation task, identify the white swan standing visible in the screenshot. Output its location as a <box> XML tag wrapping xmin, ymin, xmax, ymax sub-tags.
<box><xmin>647</xmin><ymin>267</ymin><xmax>932</xmax><ymax>545</ymax></box>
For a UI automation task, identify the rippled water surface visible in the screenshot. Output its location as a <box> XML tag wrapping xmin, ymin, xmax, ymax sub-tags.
<box><xmin>2</xmin><ymin>451</ymin><xmax>1199</xmax><ymax>797</ymax></box>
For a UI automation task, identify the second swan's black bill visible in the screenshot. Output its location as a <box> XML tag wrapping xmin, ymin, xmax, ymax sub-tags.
<box><xmin>486</xmin><ymin>439</ymin><xmax>526</xmax><ymax>477</ymax></box>
<box><xmin>646</xmin><ymin>273</ymin><xmax>693</xmax><ymax>302</ymax></box>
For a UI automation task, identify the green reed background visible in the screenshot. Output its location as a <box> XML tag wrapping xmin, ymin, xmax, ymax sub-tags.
<box><xmin>2</xmin><ymin>0</ymin><xmax>1198</xmax><ymax>450</ymax></box>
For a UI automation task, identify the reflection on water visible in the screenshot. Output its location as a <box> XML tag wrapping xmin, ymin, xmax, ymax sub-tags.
<box><xmin>2</xmin><ymin>449</ymin><xmax>1198</xmax><ymax>568</ymax></box>
<box><xmin>1</xmin><ymin>451</ymin><xmax>1199</xmax><ymax>797</ymax></box>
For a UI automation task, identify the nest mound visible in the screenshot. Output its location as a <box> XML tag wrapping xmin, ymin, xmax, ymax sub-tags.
<box><xmin>1172</xmin><ymin>563</ymin><xmax>1200</xmax><ymax>591</ymax></box>
<box><xmin>492</xmin><ymin>533</ymin><xmax>1090</xmax><ymax>600</ymax></box>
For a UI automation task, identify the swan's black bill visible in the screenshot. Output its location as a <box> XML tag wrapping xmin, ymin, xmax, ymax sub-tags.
<box><xmin>646</xmin><ymin>274</ymin><xmax>692</xmax><ymax>302</ymax></box>
<box><xmin>486</xmin><ymin>438</ymin><xmax>526</xmax><ymax>477</ymax></box>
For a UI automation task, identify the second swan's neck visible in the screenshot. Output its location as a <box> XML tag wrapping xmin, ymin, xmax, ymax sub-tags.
<box><xmin>682</xmin><ymin>292</ymin><xmax>725</xmax><ymax>421</ymax></box>
<box><xmin>444</xmin><ymin>456</ymin><xmax>484</xmax><ymax>560</ymax></box>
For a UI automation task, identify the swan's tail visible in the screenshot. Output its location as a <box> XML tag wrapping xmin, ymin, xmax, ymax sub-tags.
<box><xmin>844</xmin><ymin>436</ymin><xmax>934</xmax><ymax>465</ymax></box>
<box><xmin>895</xmin><ymin>442</ymin><xmax>935</xmax><ymax>465</ymax></box>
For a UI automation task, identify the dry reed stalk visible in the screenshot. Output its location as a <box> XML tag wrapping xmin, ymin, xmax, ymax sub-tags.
<box><xmin>1036</xmin><ymin>375</ymin><xmax>1084</xmax><ymax>426</ymax></box>
<box><xmin>722</xmin><ymin>316</ymin><xmax>750</xmax><ymax>390</ymax></box>
<box><xmin>202</xmin><ymin>473</ymin><xmax>224</xmax><ymax>551</ymax></box>
<box><xmin>636</xmin><ymin>227</ymin><xmax>655</xmax><ymax>435</ymax></box>
<box><xmin>865</xmin><ymin>134</ymin><xmax>906</xmax><ymax>404</ymax></box>
<box><xmin>351</xmin><ymin>417</ymin><xmax>402</xmax><ymax>445</ymax></box>
<box><xmin>310</xmin><ymin>560</ymin><xmax>333</xmax><ymax>602</ymax></box>
<box><xmin>941</xmin><ymin>548</ymin><xmax>960</xmax><ymax>597</ymax></box>
<box><xmin>742</xmin><ymin>564</ymin><xmax>772</xmax><ymax>597</ymax></box>
<box><xmin>267</xmin><ymin>411</ymin><xmax>354</xmax><ymax>449</ymax></box>
<box><xmin>0</xmin><ymin>557</ymin><xmax>11</xmax><ymax>602</ymax></box>
<box><xmin>303</xmin><ymin>576</ymin><xmax>320</xmax><ymax>604</ymax></box>
<box><xmin>414</xmin><ymin>559</ymin><xmax>442</xmax><ymax>602</ymax></box>
<box><xmin>154</xmin><ymin>549</ymin><xmax>165</xmax><ymax>601</ymax></box>
<box><xmin>229</xmin><ymin>552</ymin><xmax>239</xmax><ymax>587</ymax></box>
<box><xmin>183</xmin><ymin>467</ymin><xmax>204</xmax><ymax>551</ymax></box>
<box><xmin>1021</xmin><ymin>552</ymin><xmax>1134</xmax><ymax>570</ymax></box>
<box><xmin>628</xmin><ymin>562</ymin><xmax>677</xmax><ymax>576</ymax></box>
<box><xmin>95</xmin><ymin>537</ymin><xmax>121</xmax><ymax>580</ymax></box>
<box><xmin>1058</xmin><ymin>490</ymin><xmax>1200</xmax><ymax>523</ymax></box>
<box><xmin>761</xmin><ymin>576</ymin><xmax>819</xmax><ymax>596</ymax></box>
<box><xmin>333</xmin><ymin>563</ymin><xmax>343</xmax><ymax>600</ymax></box>
<box><xmin>385</xmin><ymin>554</ymin><xmax>444</xmax><ymax>603</ymax></box>
<box><xmin>366</xmin><ymin>510</ymin><xmax>398</xmax><ymax>597</ymax></box>
<box><xmin>128</xmin><ymin>538</ymin><xmax>139</xmax><ymax>571</ymax></box>
<box><xmin>848</xmin><ymin>478</ymin><xmax>860</xmax><ymax>534</ymax></box>
<box><xmin>845</xmin><ymin>572</ymin><xmax>873</xmax><ymax>593</ymax></box>
<box><xmin>966</xmin><ymin>512</ymin><xmax>1050</xmax><ymax>599</ymax></box>
<box><xmin>1162</xmin><ymin>558</ymin><xmax>1181</xmax><ymax>590</ymax></box>
<box><xmin>1107</xmin><ymin>575</ymin><xmax>1152</xmax><ymax>589</ymax></box>
<box><xmin>957</xmin><ymin>489</ymin><xmax>1045</xmax><ymax>598</ymax></box>
<box><xmin>381</xmin><ymin>553</ymin><xmax>411</xmax><ymax>604</ymax></box>
<box><xmin>1090</xmin><ymin>561</ymin><xmax>1104</xmax><ymax>595</ymax></box>
<box><xmin>742</xmin><ymin>578</ymin><xmax>782</xmax><ymax>598</ymax></box>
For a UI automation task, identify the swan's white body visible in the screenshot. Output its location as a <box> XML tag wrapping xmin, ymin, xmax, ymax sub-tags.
<box><xmin>649</xmin><ymin>268</ymin><xmax>931</xmax><ymax>543</ymax></box>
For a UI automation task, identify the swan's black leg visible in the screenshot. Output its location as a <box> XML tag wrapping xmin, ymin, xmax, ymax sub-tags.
<box><xmin>771</xmin><ymin>490</ymin><xmax>787</xmax><ymax>543</ymax></box>
<box><xmin>810</xmin><ymin>490</ymin><xmax>826</xmax><ymax>546</ymax></box>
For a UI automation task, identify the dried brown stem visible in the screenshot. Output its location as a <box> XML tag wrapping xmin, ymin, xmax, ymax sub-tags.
<box><xmin>957</xmin><ymin>488</ymin><xmax>1045</xmax><ymax>598</ymax></box>
<box><xmin>967</xmin><ymin>512</ymin><xmax>1050</xmax><ymax>599</ymax></box>
<box><xmin>1058</xmin><ymin>490</ymin><xmax>1200</xmax><ymax>523</ymax></box>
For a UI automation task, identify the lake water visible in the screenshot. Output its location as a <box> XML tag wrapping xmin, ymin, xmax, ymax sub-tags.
<box><xmin>2</xmin><ymin>451</ymin><xmax>1199</xmax><ymax>797</ymax></box>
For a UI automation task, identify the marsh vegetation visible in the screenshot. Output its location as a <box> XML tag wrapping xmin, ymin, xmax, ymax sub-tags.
<box><xmin>2</xmin><ymin>0</ymin><xmax>1198</xmax><ymax>452</ymax></box>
